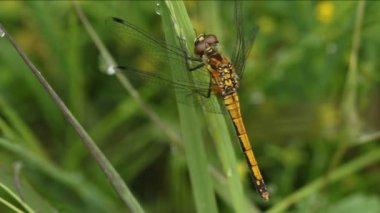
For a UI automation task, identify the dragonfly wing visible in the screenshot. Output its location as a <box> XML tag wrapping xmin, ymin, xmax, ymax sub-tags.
<box><xmin>108</xmin><ymin>17</ymin><xmax>224</xmax><ymax>113</ymax></box>
<box><xmin>109</xmin><ymin>17</ymin><xmax>202</xmax><ymax>65</ymax></box>
<box><xmin>114</xmin><ymin>66</ymin><xmax>223</xmax><ymax>113</ymax></box>
<box><xmin>231</xmin><ymin>1</ymin><xmax>259</xmax><ymax>79</ymax></box>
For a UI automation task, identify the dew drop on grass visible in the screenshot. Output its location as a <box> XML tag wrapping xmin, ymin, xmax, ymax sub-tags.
<box><xmin>0</xmin><ymin>29</ymin><xmax>5</xmax><ymax>38</ymax></box>
<box><xmin>107</xmin><ymin>66</ymin><xmax>117</xmax><ymax>75</ymax></box>
<box><xmin>155</xmin><ymin>2</ymin><xmax>161</xmax><ymax>16</ymax></box>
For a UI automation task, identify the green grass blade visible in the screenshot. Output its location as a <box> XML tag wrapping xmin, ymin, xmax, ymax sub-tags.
<box><xmin>0</xmin><ymin>23</ymin><xmax>144</xmax><ymax>212</ymax></box>
<box><xmin>210</xmin><ymin>166</ymin><xmax>260</xmax><ymax>212</ymax></box>
<box><xmin>267</xmin><ymin>147</ymin><xmax>380</xmax><ymax>213</ymax></box>
<box><xmin>168</xmin><ymin>1</ymin><xmax>255</xmax><ymax>212</ymax></box>
<box><xmin>0</xmin><ymin>197</ymin><xmax>25</xmax><ymax>213</ymax></box>
<box><xmin>0</xmin><ymin>137</ymin><xmax>115</xmax><ymax>211</ymax></box>
<box><xmin>0</xmin><ymin>96</ymin><xmax>46</xmax><ymax>159</ymax></box>
<box><xmin>73</xmin><ymin>2</ymin><xmax>181</xmax><ymax>146</ymax></box>
<box><xmin>0</xmin><ymin>182</ymin><xmax>35</xmax><ymax>213</ymax></box>
<box><xmin>207</xmin><ymin>113</ymin><xmax>253</xmax><ymax>212</ymax></box>
<box><xmin>162</xmin><ymin>1</ymin><xmax>218</xmax><ymax>212</ymax></box>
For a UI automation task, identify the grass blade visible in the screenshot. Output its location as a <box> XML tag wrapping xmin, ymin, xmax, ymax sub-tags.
<box><xmin>169</xmin><ymin>1</ymin><xmax>256</xmax><ymax>212</ymax></box>
<box><xmin>72</xmin><ymin>1</ymin><xmax>181</xmax><ymax>146</ymax></box>
<box><xmin>0</xmin><ymin>97</ymin><xmax>46</xmax><ymax>159</ymax></box>
<box><xmin>0</xmin><ymin>23</ymin><xmax>144</xmax><ymax>213</ymax></box>
<box><xmin>163</xmin><ymin>1</ymin><xmax>219</xmax><ymax>212</ymax></box>
<box><xmin>0</xmin><ymin>182</ymin><xmax>35</xmax><ymax>213</ymax></box>
<box><xmin>0</xmin><ymin>137</ymin><xmax>114</xmax><ymax>210</ymax></box>
<box><xmin>267</xmin><ymin>147</ymin><xmax>380</xmax><ymax>213</ymax></box>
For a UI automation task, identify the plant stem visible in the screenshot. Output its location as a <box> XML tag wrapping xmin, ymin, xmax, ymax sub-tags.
<box><xmin>326</xmin><ymin>0</ymin><xmax>366</xmax><ymax>190</ymax></box>
<box><xmin>163</xmin><ymin>1</ymin><xmax>219</xmax><ymax>212</ymax></box>
<box><xmin>0</xmin><ymin>23</ymin><xmax>144</xmax><ymax>213</ymax></box>
<box><xmin>267</xmin><ymin>146</ymin><xmax>380</xmax><ymax>213</ymax></box>
<box><xmin>73</xmin><ymin>1</ymin><xmax>181</xmax><ymax>146</ymax></box>
<box><xmin>0</xmin><ymin>182</ymin><xmax>35</xmax><ymax>213</ymax></box>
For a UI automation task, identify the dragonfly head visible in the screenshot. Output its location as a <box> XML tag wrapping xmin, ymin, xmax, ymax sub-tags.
<box><xmin>194</xmin><ymin>33</ymin><xmax>219</xmax><ymax>57</ymax></box>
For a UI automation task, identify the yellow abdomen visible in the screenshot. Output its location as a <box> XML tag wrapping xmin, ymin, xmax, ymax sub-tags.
<box><xmin>223</xmin><ymin>93</ymin><xmax>269</xmax><ymax>200</ymax></box>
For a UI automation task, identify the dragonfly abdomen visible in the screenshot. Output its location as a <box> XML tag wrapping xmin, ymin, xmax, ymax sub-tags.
<box><xmin>223</xmin><ymin>93</ymin><xmax>269</xmax><ymax>200</ymax></box>
<box><xmin>194</xmin><ymin>33</ymin><xmax>268</xmax><ymax>200</ymax></box>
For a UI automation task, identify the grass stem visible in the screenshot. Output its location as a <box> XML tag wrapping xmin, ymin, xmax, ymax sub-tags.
<box><xmin>0</xmin><ymin>23</ymin><xmax>144</xmax><ymax>213</ymax></box>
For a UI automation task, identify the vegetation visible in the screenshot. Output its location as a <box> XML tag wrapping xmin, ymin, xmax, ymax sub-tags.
<box><xmin>0</xmin><ymin>1</ymin><xmax>379</xmax><ymax>212</ymax></box>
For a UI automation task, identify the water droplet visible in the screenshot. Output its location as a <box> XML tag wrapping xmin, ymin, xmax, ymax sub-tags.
<box><xmin>107</xmin><ymin>66</ymin><xmax>117</xmax><ymax>75</ymax></box>
<box><xmin>0</xmin><ymin>29</ymin><xmax>5</xmax><ymax>38</ymax></box>
<box><xmin>155</xmin><ymin>2</ymin><xmax>161</xmax><ymax>16</ymax></box>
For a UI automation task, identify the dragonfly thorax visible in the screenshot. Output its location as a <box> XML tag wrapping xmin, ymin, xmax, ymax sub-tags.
<box><xmin>211</xmin><ymin>61</ymin><xmax>240</xmax><ymax>97</ymax></box>
<box><xmin>194</xmin><ymin>33</ymin><xmax>240</xmax><ymax>97</ymax></box>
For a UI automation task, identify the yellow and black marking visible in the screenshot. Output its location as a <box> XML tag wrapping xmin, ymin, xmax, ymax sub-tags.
<box><xmin>194</xmin><ymin>33</ymin><xmax>268</xmax><ymax>200</ymax></box>
<box><xmin>224</xmin><ymin>93</ymin><xmax>269</xmax><ymax>200</ymax></box>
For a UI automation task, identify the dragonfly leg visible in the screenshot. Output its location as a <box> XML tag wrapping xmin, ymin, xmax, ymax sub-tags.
<box><xmin>193</xmin><ymin>77</ymin><xmax>212</xmax><ymax>98</ymax></box>
<box><xmin>187</xmin><ymin>77</ymin><xmax>212</xmax><ymax>98</ymax></box>
<box><xmin>204</xmin><ymin>78</ymin><xmax>213</xmax><ymax>98</ymax></box>
<box><xmin>188</xmin><ymin>62</ymin><xmax>205</xmax><ymax>71</ymax></box>
<box><xmin>177</xmin><ymin>36</ymin><xmax>205</xmax><ymax>72</ymax></box>
<box><xmin>186</xmin><ymin>55</ymin><xmax>203</xmax><ymax>62</ymax></box>
<box><xmin>184</xmin><ymin>54</ymin><xmax>204</xmax><ymax>71</ymax></box>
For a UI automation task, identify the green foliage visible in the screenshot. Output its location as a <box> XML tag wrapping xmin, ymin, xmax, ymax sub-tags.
<box><xmin>0</xmin><ymin>1</ymin><xmax>379</xmax><ymax>212</ymax></box>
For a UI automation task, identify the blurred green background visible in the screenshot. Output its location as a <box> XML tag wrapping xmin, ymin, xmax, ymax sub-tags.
<box><xmin>0</xmin><ymin>1</ymin><xmax>379</xmax><ymax>212</ymax></box>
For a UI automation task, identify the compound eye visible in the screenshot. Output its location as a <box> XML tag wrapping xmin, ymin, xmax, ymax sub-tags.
<box><xmin>205</xmin><ymin>34</ymin><xmax>218</xmax><ymax>45</ymax></box>
<box><xmin>194</xmin><ymin>41</ymin><xmax>206</xmax><ymax>56</ymax></box>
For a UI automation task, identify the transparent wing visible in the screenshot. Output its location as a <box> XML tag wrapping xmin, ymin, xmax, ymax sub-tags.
<box><xmin>114</xmin><ymin>66</ymin><xmax>224</xmax><ymax>114</ymax></box>
<box><xmin>231</xmin><ymin>1</ymin><xmax>259</xmax><ymax>79</ymax></box>
<box><xmin>108</xmin><ymin>17</ymin><xmax>223</xmax><ymax>113</ymax></box>
<box><xmin>115</xmin><ymin>65</ymin><xmax>210</xmax><ymax>95</ymax></box>
<box><xmin>110</xmin><ymin>17</ymin><xmax>185</xmax><ymax>61</ymax></box>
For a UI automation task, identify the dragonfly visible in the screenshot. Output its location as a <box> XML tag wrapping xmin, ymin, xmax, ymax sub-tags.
<box><xmin>109</xmin><ymin>2</ymin><xmax>269</xmax><ymax>200</ymax></box>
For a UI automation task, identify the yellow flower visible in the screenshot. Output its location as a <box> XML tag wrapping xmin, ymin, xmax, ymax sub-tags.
<box><xmin>258</xmin><ymin>16</ymin><xmax>276</xmax><ymax>35</ymax></box>
<box><xmin>316</xmin><ymin>1</ymin><xmax>335</xmax><ymax>24</ymax></box>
